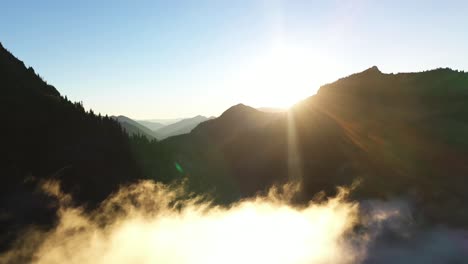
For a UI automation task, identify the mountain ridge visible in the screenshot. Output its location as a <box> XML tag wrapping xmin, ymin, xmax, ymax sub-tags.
<box><xmin>0</xmin><ymin>42</ymin><xmax>142</xmax><ymax>252</ymax></box>
<box><xmin>137</xmin><ymin>120</ymin><xmax>165</xmax><ymax>131</ymax></box>
<box><xmin>160</xmin><ymin>66</ymin><xmax>468</xmax><ymax>227</ymax></box>
<box><xmin>154</xmin><ymin>115</ymin><xmax>213</xmax><ymax>139</ymax></box>
<box><xmin>112</xmin><ymin>115</ymin><xmax>159</xmax><ymax>139</ymax></box>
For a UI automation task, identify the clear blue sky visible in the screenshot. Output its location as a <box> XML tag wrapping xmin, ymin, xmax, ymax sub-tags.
<box><xmin>2</xmin><ymin>0</ymin><xmax>467</xmax><ymax>119</ymax></box>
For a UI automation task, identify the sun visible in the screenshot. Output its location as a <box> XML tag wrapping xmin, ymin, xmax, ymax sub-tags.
<box><xmin>231</xmin><ymin>43</ymin><xmax>331</xmax><ymax>109</ymax></box>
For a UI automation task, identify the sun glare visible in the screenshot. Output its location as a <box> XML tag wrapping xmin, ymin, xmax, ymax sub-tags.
<box><xmin>231</xmin><ymin>44</ymin><xmax>333</xmax><ymax>108</ymax></box>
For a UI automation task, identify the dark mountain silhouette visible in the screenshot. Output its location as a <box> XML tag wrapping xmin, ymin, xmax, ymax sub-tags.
<box><xmin>0</xmin><ymin>43</ymin><xmax>143</xmax><ymax>251</ymax></box>
<box><xmin>154</xmin><ymin>115</ymin><xmax>213</xmax><ymax>139</ymax></box>
<box><xmin>155</xmin><ymin>67</ymin><xmax>468</xmax><ymax>227</ymax></box>
<box><xmin>153</xmin><ymin>104</ymin><xmax>284</xmax><ymax>201</ymax></box>
<box><xmin>137</xmin><ymin>120</ymin><xmax>165</xmax><ymax>131</ymax></box>
<box><xmin>112</xmin><ymin>115</ymin><xmax>160</xmax><ymax>139</ymax></box>
<box><xmin>191</xmin><ymin>104</ymin><xmax>281</xmax><ymax>142</ymax></box>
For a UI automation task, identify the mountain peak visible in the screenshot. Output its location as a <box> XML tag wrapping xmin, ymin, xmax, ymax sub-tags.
<box><xmin>192</xmin><ymin>115</ymin><xmax>207</xmax><ymax>119</ymax></box>
<box><xmin>365</xmin><ymin>66</ymin><xmax>381</xmax><ymax>73</ymax></box>
<box><xmin>0</xmin><ymin>42</ymin><xmax>60</xmax><ymax>97</ymax></box>
<box><xmin>220</xmin><ymin>103</ymin><xmax>258</xmax><ymax>117</ymax></box>
<box><xmin>231</xmin><ymin>103</ymin><xmax>248</xmax><ymax>108</ymax></box>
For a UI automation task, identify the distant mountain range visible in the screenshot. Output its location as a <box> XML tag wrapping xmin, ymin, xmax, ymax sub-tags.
<box><xmin>114</xmin><ymin>115</ymin><xmax>214</xmax><ymax>140</ymax></box>
<box><xmin>141</xmin><ymin>118</ymin><xmax>183</xmax><ymax>125</ymax></box>
<box><xmin>137</xmin><ymin>120</ymin><xmax>165</xmax><ymax>131</ymax></box>
<box><xmin>111</xmin><ymin>115</ymin><xmax>160</xmax><ymax>139</ymax></box>
<box><xmin>154</xmin><ymin>115</ymin><xmax>214</xmax><ymax>139</ymax></box>
<box><xmin>117</xmin><ymin>110</ymin><xmax>282</xmax><ymax>140</ymax></box>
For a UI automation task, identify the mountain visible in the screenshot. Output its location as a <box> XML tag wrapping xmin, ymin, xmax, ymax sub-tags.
<box><xmin>142</xmin><ymin>118</ymin><xmax>183</xmax><ymax>125</ymax></box>
<box><xmin>137</xmin><ymin>120</ymin><xmax>165</xmax><ymax>131</ymax></box>
<box><xmin>112</xmin><ymin>115</ymin><xmax>159</xmax><ymax>139</ymax></box>
<box><xmin>155</xmin><ymin>67</ymin><xmax>468</xmax><ymax>227</ymax></box>
<box><xmin>0</xmin><ymin>43</ymin><xmax>143</xmax><ymax>251</ymax></box>
<box><xmin>155</xmin><ymin>115</ymin><xmax>213</xmax><ymax>139</ymax></box>
<box><xmin>191</xmin><ymin>104</ymin><xmax>281</xmax><ymax>142</ymax></box>
<box><xmin>114</xmin><ymin>115</ymin><xmax>213</xmax><ymax>140</ymax></box>
<box><xmin>156</xmin><ymin>104</ymin><xmax>285</xmax><ymax>200</ymax></box>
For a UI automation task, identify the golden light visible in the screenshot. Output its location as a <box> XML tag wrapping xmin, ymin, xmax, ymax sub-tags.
<box><xmin>230</xmin><ymin>43</ymin><xmax>334</xmax><ymax>109</ymax></box>
<box><xmin>4</xmin><ymin>181</ymin><xmax>365</xmax><ymax>264</ymax></box>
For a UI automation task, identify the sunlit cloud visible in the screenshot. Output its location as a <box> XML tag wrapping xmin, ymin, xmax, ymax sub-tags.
<box><xmin>3</xmin><ymin>180</ymin><xmax>467</xmax><ymax>264</ymax></box>
<box><xmin>1</xmin><ymin>180</ymin><xmax>364</xmax><ymax>264</ymax></box>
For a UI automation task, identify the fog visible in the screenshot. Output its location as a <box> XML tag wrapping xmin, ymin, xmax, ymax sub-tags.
<box><xmin>1</xmin><ymin>181</ymin><xmax>467</xmax><ymax>264</ymax></box>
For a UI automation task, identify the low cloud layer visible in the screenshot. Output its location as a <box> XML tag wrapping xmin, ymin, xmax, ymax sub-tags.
<box><xmin>1</xmin><ymin>181</ymin><xmax>467</xmax><ymax>264</ymax></box>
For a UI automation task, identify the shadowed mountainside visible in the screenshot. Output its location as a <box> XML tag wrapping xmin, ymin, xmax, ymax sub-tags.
<box><xmin>156</xmin><ymin>67</ymin><xmax>468</xmax><ymax>226</ymax></box>
<box><xmin>0</xmin><ymin>43</ymin><xmax>143</xmax><ymax>251</ymax></box>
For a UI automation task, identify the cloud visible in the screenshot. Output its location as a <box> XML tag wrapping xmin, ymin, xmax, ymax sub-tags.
<box><xmin>358</xmin><ymin>199</ymin><xmax>468</xmax><ymax>264</ymax></box>
<box><xmin>1</xmin><ymin>181</ymin><xmax>364</xmax><ymax>264</ymax></box>
<box><xmin>1</xmin><ymin>180</ymin><xmax>467</xmax><ymax>264</ymax></box>
<box><xmin>363</xmin><ymin>227</ymin><xmax>468</xmax><ymax>264</ymax></box>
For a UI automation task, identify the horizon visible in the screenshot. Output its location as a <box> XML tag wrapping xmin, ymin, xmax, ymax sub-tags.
<box><xmin>2</xmin><ymin>1</ymin><xmax>468</xmax><ymax>119</ymax></box>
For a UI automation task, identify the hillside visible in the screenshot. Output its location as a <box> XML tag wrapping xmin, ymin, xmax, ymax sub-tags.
<box><xmin>112</xmin><ymin>115</ymin><xmax>159</xmax><ymax>139</ymax></box>
<box><xmin>137</xmin><ymin>120</ymin><xmax>165</xmax><ymax>131</ymax></box>
<box><xmin>156</xmin><ymin>67</ymin><xmax>468</xmax><ymax>226</ymax></box>
<box><xmin>0</xmin><ymin>43</ymin><xmax>143</xmax><ymax>250</ymax></box>
<box><xmin>155</xmin><ymin>115</ymin><xmax>213</xmax><ymax>139</ymax></box>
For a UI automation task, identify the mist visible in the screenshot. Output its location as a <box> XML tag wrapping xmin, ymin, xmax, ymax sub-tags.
<box><xmin>1</xmin><ymin>181</ymin><xmax>467</xmax><ymax>264</ymax></box>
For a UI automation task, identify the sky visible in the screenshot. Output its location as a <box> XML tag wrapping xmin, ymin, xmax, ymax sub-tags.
<box><xmin>1</xmin><ymin>0</ymin><xmax>468</xmax><ymax>119</ymax></box>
